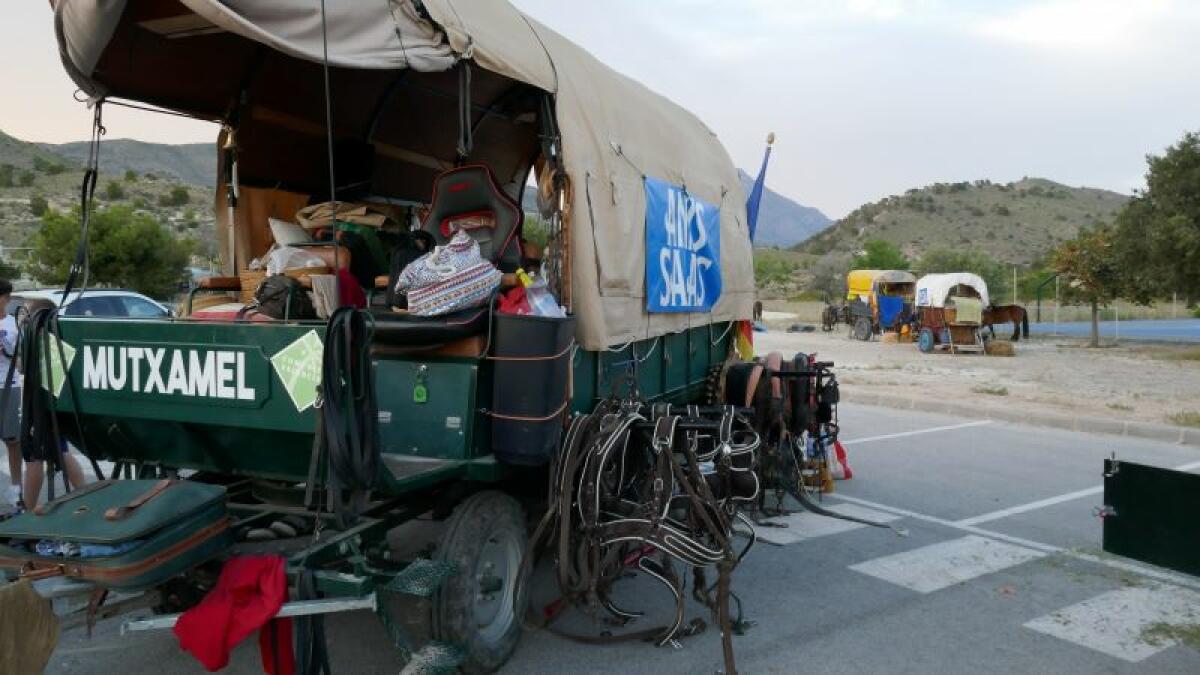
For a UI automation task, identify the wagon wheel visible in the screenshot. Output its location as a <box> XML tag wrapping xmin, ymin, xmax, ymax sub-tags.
<box><xmin>917</xmin><ymin>327</ymin><xmax>935</xmax><ymax>353</ymax></box>
<box><xmin>433</xmin><ymin>490</ymin><xmax>529</xmax><ymax>673</ymax></box>
<box><xmin>852</xmin><ymin>317</ymin><xmax>873</xmax><ymax>342</ymax></box>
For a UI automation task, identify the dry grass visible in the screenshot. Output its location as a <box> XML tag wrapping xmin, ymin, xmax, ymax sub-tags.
<box><xmin>1106</xmin><ymin>402</ymin><xmax>1134</xmax><ymax>412</ymax></box>
<box><xmin>1142</xmin><ymin>622</ymin><xmax>1200</xmax><ymax>648</ymax></box>
<box><xmin>1166</xmin><ymin>411</ymin><xmax>1200</xmax><ymax>428</ymax></box>
<box><xmin>1144</xmin><ymin>346</ymin><xmax>1200</xmax><ymax>363</ymax></box>
<box><xmin>971</xmin><ymin>385</ymin><xmax>1009</xmax><ymax>396</ymax></box>
<box><xmin>985</xmin><ymin>340</ymin><xmax>1015</xmax><ymax>356</ymax></box>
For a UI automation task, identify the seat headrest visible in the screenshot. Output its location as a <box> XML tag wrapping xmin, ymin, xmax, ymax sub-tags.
<box><xmin>421</xmin><ymin>164</ymin><xmax>523</xmax><ymax>268</ymax></box>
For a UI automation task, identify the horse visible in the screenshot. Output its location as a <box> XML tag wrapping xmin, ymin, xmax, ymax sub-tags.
<box><xmin>982</xmin><ymin>304</ymin><xmax>1029</xmax><ymax>341</ymax></box>
<box><xmin>752</xmin><ymin>300</ymin><xmax>764</xmax><ymax>323</ymax></box>
<box><xmin>821</xmin><ymin>303</ymin><xmax>844</xmax><ymax>332</ymax></box>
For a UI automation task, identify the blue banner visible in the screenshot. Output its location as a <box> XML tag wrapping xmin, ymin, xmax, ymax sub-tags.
<box><xmin>644</xmin><ymin>176</ymin><xmax>722</xmax><ymax>313</ymax></box>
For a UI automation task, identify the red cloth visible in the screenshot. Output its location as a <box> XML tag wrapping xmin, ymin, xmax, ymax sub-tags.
<box><xmin>336</xmin><ymin>267</ymin><xmax>366</xmax><ymax>309</ymax></box>
<box><xmin>174</xmin><ymin>556</ymin><xmax>294</xmax><ymax>674</ymax></box>
<box><xmin>497</xmin><ymin>286</ymin><xmax>531</xmax><ymax>314</ymax></box>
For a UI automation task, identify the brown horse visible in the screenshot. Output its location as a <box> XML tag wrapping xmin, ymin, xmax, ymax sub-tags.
<box><xmin>982</xmin><ymin>304</ymin><xmax>1029</xmax><ymax>341</ymax></box>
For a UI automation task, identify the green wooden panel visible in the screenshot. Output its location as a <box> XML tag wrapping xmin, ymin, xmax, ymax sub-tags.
<box><xmin>54</xmin><ymin>319</ymin><xmax>319</xmax><ymax>432</ymax></box>
<box><xmin>375</xmin><ymin>358</ymin><xmax>480</xmax><ymax>460</ymax></box>
<box><xmin>1103</xmin><ymin>458</ymin><xmax>1200</xmax><ymax>577</ymax></box>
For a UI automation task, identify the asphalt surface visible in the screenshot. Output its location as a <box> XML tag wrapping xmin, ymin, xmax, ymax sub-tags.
<box><xmin>1028</xmin><ymin>318</ymin><xmax>1200</xmax><ymax>343</ymax></box>
<box><xmin>24</xmin><ymin>403</ymin><xmax>1200</xmax><ymax>674</ymax></box>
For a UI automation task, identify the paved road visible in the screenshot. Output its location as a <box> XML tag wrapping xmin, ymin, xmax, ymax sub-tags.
<box><xmin>25</xmin><ymin>404</ymin><xmax>1200</xmax><ymax>674</ymax></box>
<box><xmin>1029</xmin><ymin>318</ymin><xmax>1200</xmax><ymax>343</ymax></box>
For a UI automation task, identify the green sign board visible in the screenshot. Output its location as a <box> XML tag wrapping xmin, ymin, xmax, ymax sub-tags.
<box><xmin>78</xmin><ymin>340</ymin><xmax>271</xmax><ymax>408</ymax></box>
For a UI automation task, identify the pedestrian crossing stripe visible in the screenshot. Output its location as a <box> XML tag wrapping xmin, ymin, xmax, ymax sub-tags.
<box><xmin>1024</xmin><ymin>585</ymin><xmax>1200</xmax><ymax>662</ymax></box>
<box><xmin>848</xmin><ymin>534</ymin><xmax>1046</xmax><ymax>593</ymax></box>
<box><xmin>754</xmin><ymin>503</ymin><xmax>901</xmax><ymax>546</ymax></box>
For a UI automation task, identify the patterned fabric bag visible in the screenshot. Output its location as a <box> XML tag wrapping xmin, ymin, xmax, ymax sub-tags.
<box><xmin>395</xmin><ymin>230</ymin><xmax>501</xmax><ymax>316</ymax></box>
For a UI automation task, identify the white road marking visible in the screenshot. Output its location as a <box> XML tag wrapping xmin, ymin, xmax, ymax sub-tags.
<box><xmin>954</xmin><ymin>459</ymin><xmax>1200</xmax><ymax>527</ymax></box>
<box><xmin>832</xmin><ymin>493</ymin><xmax>1200</xmax><ymax>592</ymax></box>
<box><xmin>840</xmin><ymin>420</ymin><xmax>993</xmax><ymax>445</ymax></box>
<box><xmin>849</xmin><ymin>535</ymin><xmax>1045</xmax><ymax>593</ymax></box>
<box><xmin>1025</xmin><ymin>585</ymin><xmax>1200</xmax><ymax>662</ymax></box>
<box><xmin>754</xmin><ymin>503</ymin><xmax>901</xmax><ymax>546</ymax></box>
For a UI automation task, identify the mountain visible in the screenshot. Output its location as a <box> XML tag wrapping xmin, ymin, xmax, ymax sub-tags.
<box><xmin>737</xmin><ymin>169</ymin><xmax>831</xmax><ymax>247</ymax></box>
<box><xmin>0</xmin><ymin>129</ymin><xmax>216</xmax><ymax>257</ymax></box>
<box><xmin>0</xmin><ymin>129</ymin><xmax>74</xmax><ymax>170</ymax></box>
<box><xmin>795</xmin><ymin>178</ymin><xmax>1129</xmax><ymax>265</ymax></box>
<box><xmin>42</xmin><ymin>138</ymin><xmax>215</xmax><ymax>187</ymax></box>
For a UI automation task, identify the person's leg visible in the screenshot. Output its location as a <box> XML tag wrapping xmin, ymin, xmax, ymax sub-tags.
<box><xmin>5</xmin><ymin>439</ymin><xmax>20</xmax><ymax>489</ymax></box>
<box><xmin>23</xmin><ymin>461</ymin><xmax>44</xmax><ymax>510</ymax></box>
<box><xmin>62</xmin><ymin>452</ymin><xmax>87</xmax><ymax>490</ymax></box>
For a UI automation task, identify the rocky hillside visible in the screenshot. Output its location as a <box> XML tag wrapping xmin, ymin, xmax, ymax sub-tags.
<box><xmin>43</xmin><ymin>138</ymin><xmax>214</xmax><ymax>188</ymax></box>
<box><xmin>796</xmin><ymin>178</ymin><xmax>1128</xmax><ymax>265</ymax></box>
<box><xmin>0</xmin><ymin>130</ymin><xmax>215</xmax><ymax>260</ymax></box>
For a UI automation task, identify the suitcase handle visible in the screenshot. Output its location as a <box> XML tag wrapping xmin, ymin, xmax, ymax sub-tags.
<box><xmin>105</xmin><ymin>479</ymin><xmax>176</xmax><ymax>521</ymax></box>
<box><xmin>34</xmin><ymin>480</ymin><xmax>114</xmax><ymax>517</ymax></box>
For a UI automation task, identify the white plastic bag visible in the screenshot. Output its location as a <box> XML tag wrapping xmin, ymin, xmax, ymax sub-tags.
<box><xmin>266</xmin><ymin>246</ymin><xmax>327</xmax><ymax>276</ymax></box>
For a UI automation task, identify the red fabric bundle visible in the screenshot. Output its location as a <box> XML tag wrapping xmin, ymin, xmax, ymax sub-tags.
<box><xmin>174</xmin><ymin>556</ymin><xmax>294</xmax><ymax>674</ymax></box>
<box><xmin>497</xmin><ymin>285</ymin><xmax>531</xmax><ymax>315</ymax></box>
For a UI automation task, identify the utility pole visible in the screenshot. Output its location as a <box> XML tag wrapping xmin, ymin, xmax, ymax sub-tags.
<box><xmin>1053</xmin><ymin>276</ymin><xmax>1060</xmax><ymax>336</ymax></box>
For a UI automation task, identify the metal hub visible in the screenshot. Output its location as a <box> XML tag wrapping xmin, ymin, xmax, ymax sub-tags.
<box><xmin>472</xmin><ymin>532</ymin><xmax>521</xmax><ymax>643</ymax></box>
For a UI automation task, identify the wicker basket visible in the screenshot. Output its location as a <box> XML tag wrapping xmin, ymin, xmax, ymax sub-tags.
<box><xmin>238</xmin><ymin>269</ymin><xmax>267</xmax><ymax>304</ymax></box>
<box><xmin>283</xmin><ymin>266</ymin><xmax>333</xmax><ymax>286</ymax></box>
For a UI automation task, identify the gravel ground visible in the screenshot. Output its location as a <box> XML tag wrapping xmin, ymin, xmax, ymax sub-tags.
<box><xmin>754</xmin><ymin>319</ymin><xmax>1200</xmax><ymax>429</ymax></box>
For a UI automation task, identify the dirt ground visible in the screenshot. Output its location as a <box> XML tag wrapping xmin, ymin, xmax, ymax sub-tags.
<box><xmin>753</xmin><ymin>314</ymin><xmax>1200</xmax><ymax>429</ymax></box>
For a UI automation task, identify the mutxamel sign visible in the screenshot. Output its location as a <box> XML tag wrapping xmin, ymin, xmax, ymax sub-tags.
<box><xmin>81</xmin><ymin>343</ymin><xmax>267</xmax><ymax>406</ymax></box>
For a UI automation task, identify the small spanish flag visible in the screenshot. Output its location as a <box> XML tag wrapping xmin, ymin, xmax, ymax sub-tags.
<box><xmin>735</xmin><ymin>320</ymin><xmax>754</xmax><ymax>360</ymax></box>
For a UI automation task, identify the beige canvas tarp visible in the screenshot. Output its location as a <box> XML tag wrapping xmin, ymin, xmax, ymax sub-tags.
<box><xmin>53</xmin><ymin>0</ymin><xmax>753</xmax><ymax>350</ymax></box>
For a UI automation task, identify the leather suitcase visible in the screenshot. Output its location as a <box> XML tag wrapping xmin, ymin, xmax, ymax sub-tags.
<box><xmin>0</xmin><ymin>479</ymin><xmax>232</xmax><ymax>591</ymax></box>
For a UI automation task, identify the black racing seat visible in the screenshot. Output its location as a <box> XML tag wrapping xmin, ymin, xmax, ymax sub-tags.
<box><xmin>370</xmin><ymin>306</ymin><xmax>490</xmax><ymax>347</ymax></box>
<box><xmin>421</xmin><ymin>163</ymin><xmax>523</xmax><ymax>270</ymax></box>
<box><xmin>372</xmin><ymin>164</ymin><xmax>516</xmax><ymax>348</ymax></box>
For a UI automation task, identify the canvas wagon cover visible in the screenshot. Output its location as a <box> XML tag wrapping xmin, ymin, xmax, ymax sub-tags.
<box><xmin>53</xmin><ymin>0</ymin><xmax>754</xmax><ymax>350</ymax></box>
<box><xmin>915</xmin><ymin>273</ymin><xmax>990</xmax><ymax>308</ymax></box>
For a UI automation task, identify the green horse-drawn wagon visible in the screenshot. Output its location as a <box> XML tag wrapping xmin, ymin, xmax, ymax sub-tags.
<box><xmin>1</xmin><ymin>1</ymin><xmax>769</xmax><ymax>672</ymax></box>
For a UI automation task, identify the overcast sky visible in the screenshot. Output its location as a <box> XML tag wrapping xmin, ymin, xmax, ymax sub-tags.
<box><xmin>2</xmin><ymin>0</ymin><xmax>1198</xmax><ymax>218</ymax></box>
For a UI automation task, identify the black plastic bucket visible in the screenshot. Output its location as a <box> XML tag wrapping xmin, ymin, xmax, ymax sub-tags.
<box><xmin>490</xmin><ymin>312</ymin><xmax>576</xmax><ymax>465</ymax></box>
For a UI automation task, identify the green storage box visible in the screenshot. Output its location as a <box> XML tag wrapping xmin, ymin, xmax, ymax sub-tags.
<box><xmin>0</xmin><ymin>479</ymin><xmax>232</xmax><ymax>590</ymax></box>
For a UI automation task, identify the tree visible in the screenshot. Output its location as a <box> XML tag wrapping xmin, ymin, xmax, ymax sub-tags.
<box><xmin>851</xmin><ymin>239</ymin><xmax>908</xmax><ymax>270</ymax></box>
<box><xmin>1051</xmin><ymin>227</ymin><xmax>1122</xmax><ymax>347</ymax></box>
<box><xmin>105</xmin><ymin>181</ymin><xmax>126</xmax><ymax>201</ymax></box>
<box><xmin>1113</xmin><ymin>131</ymin><xmax>1200</xmax><ymax>304</ymax></box>
<box><xmin>0</xmin><ymin>164</ymin><xmax>13</xmax><ymax>188</ymax></box>
<box><xmin>124</xmin><ymin>169</ymin><xmax>137</xmax><ymax>182</ymax></box>
<box><xmin>28</xmin><ymin>195</ymin><xmax>48</xmax><ymax>217</ymax></box>
<box><xmin>17</xmin><ymin>170</ymin><xmax>35</xmax><ymax>187</ymax></box>
<box><xmin>159</xmin><ymin>186</ymin><xmax>190</xmax><ymax>207</ymax></box>
<box><xmin>0</xmin><ymin>258</ymin><xmax>19</xmax><ymax>280</ymax></box>
<box><xmin>29</xmin><ymin>206</ymin><xmax>191</xmax><ymax>299</ymax></box>
<box><xmin>33</xmin><ymin>156</ymin><xmax>67</xmax><ymax>176</ymax></box>
<box><xmin>915</xmin><ymin>248</ymin><xmax>1007</xmax><ymax>297</ymax></box>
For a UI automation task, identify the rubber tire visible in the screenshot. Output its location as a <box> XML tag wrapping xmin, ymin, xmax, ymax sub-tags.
<box><xmin>853</xmin><ymin>317</ymin><xmax>873</xmax><ymax>341</ymax></box>
<box><xmin>917</xmin><ymin>327</ymin><xmax>935</xmax><ymax>353</ymax></box>
<box><xmin>433</xmin><ymin>490</ymin><xmax>529</xmax><ymax>674</ymax></box>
